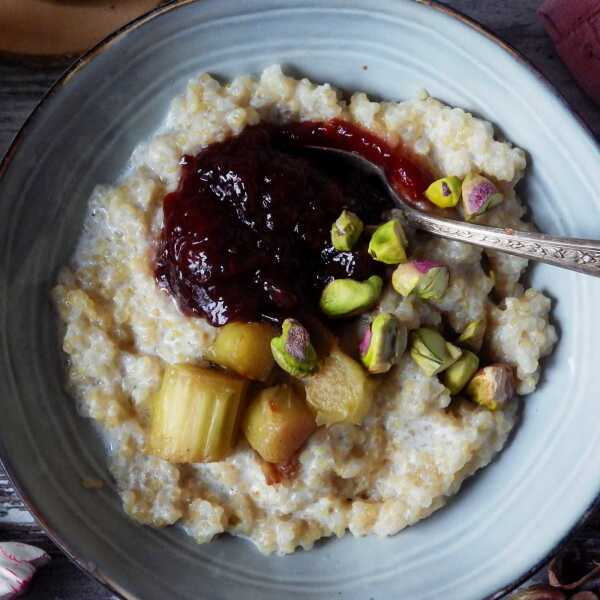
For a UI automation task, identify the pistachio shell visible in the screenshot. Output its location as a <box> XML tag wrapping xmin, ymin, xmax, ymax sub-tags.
<box><xmin>461</xmin><ymin>173</ymin><xmax>503</xmax><ymax>220</ymax></box>
<box><xmin>330</xmin><ymin>209</ymin><xmax>364</xmax><ymax>251</ymax></box>
<box><xmin>271</xmin><ymin>319</ymin><xmax>318</xmax><ymax>378</ymax></box>
<box><xmin>359</xmin><ymin>313</ymin><xmax>407</xmax><ymax>374</ymax></box>
<box><xmin>443</xmin><ymin>350</ymin><xmax>480</xmax><ymax>394</ymax></box>
<box><xmin>368</xmin><ymin>219</ymin><xmax>408</xmax><ymax>264</ymax></box>
<box><xmin>424</xmin><ymin>175</ymin><xmax>462</xmax><ymax>208</ymax></box>
<box><xmin>319</xmin><ymin>275</ymin><xmax>383</xmax><ymax>318</ymax></box>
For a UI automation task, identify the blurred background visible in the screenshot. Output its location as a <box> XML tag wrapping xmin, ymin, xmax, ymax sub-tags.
<box><xmin>0</xmin><ymin>1</ymin><xmax>164</xmax><ymax>55</ymax></box>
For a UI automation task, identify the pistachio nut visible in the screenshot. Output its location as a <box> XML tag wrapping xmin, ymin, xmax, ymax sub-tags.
<box><xmin>409</xmin><ymin>327</ymin><xmax>462</xmax><ymax>377</ymax></box>
<box><xmin>391</xmin><ymin>260</ymin><xmax>449</xmax><ymax>301</ymax></box>
<box><xmin>368</xmin><ymin>219</ymin><xmax>408</xmax><ymax>264</ymax></box>
<box><xmin>415</xmin><ymin>261</ymin><xmax>450</xmax><ymax>300</ymax></box>
<box><xmin>319</xmin><ymin>275</ymin><xmax>383</xmax><ymax>318</ymax></box>
<box><xmin>424</xmin><ymin>175</ymin><xmax>462</xmax><ymax>208</ymax></box>
<box><xmin>271</xmin><ymin>318</ymin><xmax>318</xmax><ymax>378</ymax></box>
<box><xmin>330</xmin><ymin>209</ymin><xmax>364</xmax><ymax>251</ymax></box>
<box><xmin>359</xmin><ymin>313</ymin><xmax>407</xmax><ymax>374</ymax></box>
<box><xmin>465</xmin><ymin>363</ymin><xmax>514</xmax><ymax>410</ymax></box>
<box><xmin>443</xmin><ymin>350</ymin><xmax>480</xmax><ymax>394</ymax></box>
<box><xmin>458</xmin><ymin>318</ymin><xmax>487</xmax><ymax>351</ymax></box>
<box><xmin>461</xmin><ymin>173</ymin><xmax>503</xmax><ymax>220</ymax></box>
<box><xmin>391</xmin><ymin>261</ymin><xmax>422</xmax><ymax>297</ymax></box>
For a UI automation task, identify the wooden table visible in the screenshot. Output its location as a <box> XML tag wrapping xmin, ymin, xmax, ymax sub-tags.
<box><xmin>1</xmin><ymin>1</ymin><xmax>598</xmax><ymax>598</ymax></box>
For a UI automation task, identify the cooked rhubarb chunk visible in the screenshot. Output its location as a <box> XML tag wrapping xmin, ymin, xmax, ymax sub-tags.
<box><xmin>208</xmin><ymin>322</ymin><xmax>277</xmax><ymax>381</ymax></box>
<box><xmin>243</xmin><ymin>384</ymin><xmax>316</xmax><ymax>464</ymax></box>
<box><xmin>148</xmin><ymin>364</ymin><xmax>248</xmax><ymax>463</ymax></box>
<box><xmin>305</xmin><ymin>346</ymin><xmax>373</xmax><ymax>425</ymax></box>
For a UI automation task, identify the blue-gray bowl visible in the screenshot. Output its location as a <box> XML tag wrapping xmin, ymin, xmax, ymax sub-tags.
<box><xmin>1</xmin><ymin>1</ymin><xmax>600</xmax><ymax>598</ymax></box>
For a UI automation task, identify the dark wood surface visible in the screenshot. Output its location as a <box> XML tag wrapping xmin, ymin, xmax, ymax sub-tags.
<box><xmin>0</xmin><ymin>1</ymin><xmax>598</xmax><ymax>598</ymax></box>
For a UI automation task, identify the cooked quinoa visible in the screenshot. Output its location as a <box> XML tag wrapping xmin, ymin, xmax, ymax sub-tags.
<box><xmin>52</xmin><ymin>65</ymin><xmax>557</xmax><ymax>554</ymax></box>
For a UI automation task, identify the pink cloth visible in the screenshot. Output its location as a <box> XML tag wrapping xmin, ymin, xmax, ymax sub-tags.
<box><xmin>538</xmin><ymin>0</ymin><xmax>600</xmax><ymax>105</ymax></box>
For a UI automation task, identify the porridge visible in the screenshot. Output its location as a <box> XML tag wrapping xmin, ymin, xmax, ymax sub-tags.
<box><xmin>52</xmin><ymin>66</ymin><xmax>557</xmax><ymax>554</ymax></box>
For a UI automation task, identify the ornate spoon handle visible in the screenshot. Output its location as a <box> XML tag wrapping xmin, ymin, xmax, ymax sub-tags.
<box><xmin>403</xmin><ymin>208</ymin><xmax>600</xmax><ymax>277</ymax></box>
<box><xmin>304</xmin><ymin>145</ymin><xmax>600</xmax><ymax>277</ymax></box>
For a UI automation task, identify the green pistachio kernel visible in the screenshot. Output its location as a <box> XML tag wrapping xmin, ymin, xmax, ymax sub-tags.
<box><xmin>415</xmin><ymin>263</ymin><xmax>449</xmax><ymax>301</ymax></box>
<box><xmin>409</xmin><ymin>327</ymin><xmax>462</xmax><ymax>377</ymax></box>
<box><xmin>271</xmin><ymin>319</ymin><xmax>318</xmax><ymax>378</ymax></box>
<box><xmin>458</xmin><ymin>318</ymin><xmax>487</xmax><ymax>352</ymax></box>
<box><xmin>424</xmin><ymin>176</ymin><xmax>462</xmax><ymax>208</ymax></box>
<box><xmin>466</xmin><ymin>364</ymin><xmax>515</xmax><ymax>411</ymax></box>
<box><xmin>443</xmin><ymin>350</ymin><xmax>480</xmax><ymax>394</ymax></box>
<box><xmin>368</xmin><ymin>219</ymin><xmax>408</xmax><ymax>264</ymax></box>
<box><xmin>391</xmin><ymin>261</ymin><xmax>422</xmax><ymax>296</ymax></box>
<box><xmin>391</xmin><ymin>260</ymin><xmax>449</xmax><ymax>301</ymax></box>
<box><xmin>331</xmin><ymin>210</ymin><xmax>364</xmax><ymax>251</ymax></box>
<box><xmin>319</xmin><ymin>275</ymin><xmax>383</xmax><ymax>318</ymax></box>
<box><xmin>359</xmin><ymin>313</ymin><xmax>407</xmax><ymax>374</ymax></box>
<box><xmin>461</xmin><ymin>173</ymin><xmax>503</xmax><ymax>220</ymax></box>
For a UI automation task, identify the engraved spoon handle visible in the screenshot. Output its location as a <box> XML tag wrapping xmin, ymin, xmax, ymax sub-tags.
<box><xmin>305</xmin><ymin>145</ymin><xmax>600</xmax><ymax>277</ymax></box>
<box><xmin>402</xmin><ymin>207</ymin><xmax>600</xmax><ymax>277</ymax></box>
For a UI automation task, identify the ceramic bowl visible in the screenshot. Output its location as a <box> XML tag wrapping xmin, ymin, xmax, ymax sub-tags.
<box><xmin>1</xmin><ymin>1</ymin><xmax>599</xmax><ymax>598</ymax></box>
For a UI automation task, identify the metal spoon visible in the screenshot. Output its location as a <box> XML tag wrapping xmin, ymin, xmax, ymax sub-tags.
<box><xmin>307</xmin><ymin>146</ymin><xmax>600</xmax><ymax>277</ymax></box>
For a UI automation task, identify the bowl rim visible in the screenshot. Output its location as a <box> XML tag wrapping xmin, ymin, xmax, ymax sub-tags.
<box><xmin>1</xmin><ymin>1</ymin><xmax>599</xmax><ymax>598</ymax></box>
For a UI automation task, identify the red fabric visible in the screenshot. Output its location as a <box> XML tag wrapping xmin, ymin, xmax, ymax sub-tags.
<box><xmin>538</xmin><ymin>0</ymin><xmax>600</xmax><ymax>105</ymax></box>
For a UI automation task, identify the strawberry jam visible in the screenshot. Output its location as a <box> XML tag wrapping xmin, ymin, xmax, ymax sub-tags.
<box><xmin>155</xmin><ymin>120</ymin><xmax>432</xmax><ymax>326</ymax></box>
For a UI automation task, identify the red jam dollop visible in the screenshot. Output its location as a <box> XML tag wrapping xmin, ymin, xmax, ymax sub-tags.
<box><xmin>155</xmin><ymin>120</ymin><xmax>432</xmax><ymax>326</ymax></box>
